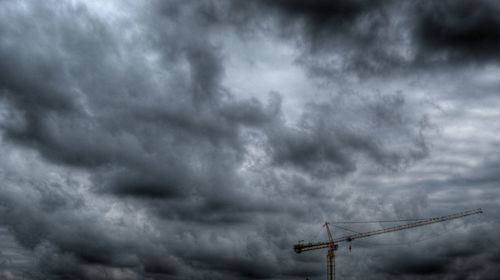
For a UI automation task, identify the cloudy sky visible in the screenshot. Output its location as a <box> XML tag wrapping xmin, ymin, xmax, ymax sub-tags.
<box><xmin>0</xmin><ymin>0</ymin><xmax>499</xmax><ymax>279</ymax></box>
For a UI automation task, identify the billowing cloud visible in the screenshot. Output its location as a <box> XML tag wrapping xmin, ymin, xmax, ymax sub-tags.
<box><xmin>0</xmin><ymin>0</ymin><xmax>498</xmax><ymax>279</ymax></box>
<box><xmin>415</xmin><ymin>0</ymin><xmax>500</xmax><ymax>63</ymax></box>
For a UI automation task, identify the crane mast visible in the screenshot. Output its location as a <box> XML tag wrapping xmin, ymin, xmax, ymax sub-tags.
<box><xmin>294</xmin><ymin>208</ymin><xmax>483</xmax><ymax>280</ymax></box>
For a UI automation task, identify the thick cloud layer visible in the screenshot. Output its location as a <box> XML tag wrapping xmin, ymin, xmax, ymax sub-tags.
<box><xmin>226</xmin><ymin>0</ymin><xmax>500</xmax><ymax>76</ymax></box>
<box><xmin>416</xmin><ymin>0</ymin><xmax>500</xmax><ymax>62</ymax></box>
<box><xmin>0</xmin><ymin>1</ymin><xmax>498</xmax><ymax>279</ymax></box>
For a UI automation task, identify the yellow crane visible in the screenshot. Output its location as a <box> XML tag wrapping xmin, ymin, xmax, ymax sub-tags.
<box><xmin>294</xmin><ymin>208</ymin><xmax>483</xmax><ymax>280</ymax></box>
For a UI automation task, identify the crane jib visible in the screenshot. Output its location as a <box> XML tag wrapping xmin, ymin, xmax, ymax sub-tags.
<box><xmin>293</xmin><ymin>208</ymin><xmax>482</xmax><ymax>254</ymax></box>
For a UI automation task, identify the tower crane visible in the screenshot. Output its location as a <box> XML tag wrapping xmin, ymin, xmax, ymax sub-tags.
<box><xmin>293</xmin><ymin>208</ymin><xmax>483</xmax><ymax>280</ymax></box>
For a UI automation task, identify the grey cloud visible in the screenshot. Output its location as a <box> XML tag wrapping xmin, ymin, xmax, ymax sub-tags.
<box><xmin>224</xmin><ymin>0</ymin><xmax>500</xmax><ymax>77</ymax></box>
<box><xmin>266</xmin><ymin>92</ymin><xmax>430</xmax><ymax>178</ymax></box>
<box><xmin>371</xmin><ymin>225</ymin><xmax>499</xmax><ymax>279</ymax></box>
<box><xmin>0</xmin><ymin>1</ymin><xmax>288</xmax><ymax>278</ymax></box>
<box><xmin>384</xmin><ymin>255</ymin><xmax>452</xmax><ymax>276</ymax></box>
<box><xmin>0</xmin><ymin>0</ymin><xmax>497</xmax><ymax>279</ymax></box>
<box><xmin>0</xmin><ymin>171</ymin><xmax>185</xmax><ymax>279</ymax></box>
<box><xmin>415</xmin><ymin>0</ymin><xmax>500</xmax><ymax>63</ymax></box>
<box><xmin>0</xmin><ymin>0</ymin><xmax>274</xmax><ymax>197</ymax></box>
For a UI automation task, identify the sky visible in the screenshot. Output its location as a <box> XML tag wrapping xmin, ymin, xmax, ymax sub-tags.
<box><xmin>0</xmin><ymin>0</ymin><xmax>499</xmax><ymax>279</ymax></box>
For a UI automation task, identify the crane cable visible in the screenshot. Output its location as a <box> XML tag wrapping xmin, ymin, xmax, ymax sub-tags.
<box><xmin>331</xmin><ymin>218</ymin><xmax>428</xmax><ymax>224</ymax></box>
<box><xmin>333</xmin><ymin>224</ymin><xmax>360</xmax><ymax>234</ymax></box>
<box><xmin>350</xmin><ymin>222</ymin><xmax>467</xmax><ymax>248</ymax></box>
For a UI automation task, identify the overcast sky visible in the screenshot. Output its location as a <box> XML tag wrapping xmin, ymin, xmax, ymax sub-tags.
<box><xmin>0</xmin><ymin>1</ymin><xmax>499</xmax><ymax>279</ymax></box>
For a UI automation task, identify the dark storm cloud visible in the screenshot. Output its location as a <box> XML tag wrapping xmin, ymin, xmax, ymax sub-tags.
<box><xmin>253</xmin><ymin>0</ymin><xmax>383</xmax><ymax>25</ymax></box>
<box><xmin>0</xmin><ymin>1</ymin><xmax>307</xmax><ymax>278</ymax></box>
<box><xmin>368</xmin><ymin>222</ymin><xmax>500</xmax><ymax>279</ymax></box>
<box><xmin>225</xmin><ymin>0</ymin><xmax>500</xmax><ymax>77</ymax></box>
<box><xmin>0</xmin><ymin>0</ymin><xmax>496</xmax><ymax>280</ymax></box>
<box><xmin>385</xmin><ymin>254</ymin><xmax>452</xmax><ymax>276</ymax></box>
<box><xmin>267</xmin><ymin>93</ymin><xmax>429</xmax><ymax>178</ymax></box>
<box><xmin>222</xmin><ymin>0</ymin><xmax>401</xmax><ymax>76</ymax></box>
<box><xmin>0</xmin><ymin>1</ymin><xmax>274</xmax><ymax>278</ymax></box>
<box><xmin>0</xmin><ymin>0</ymin><xmax>272</xmax><ymax>195</ymax></box>
<box><xmin>0</xmin><ymin>174</ymin><xmax>187</xmax><ymax>279</ymax></box>
<box><xmin>0</xmin><ymin>0</ymin><xmax>428</xmax><ymax>202</ymax></box>
<box><xmin>415</xmin><ymin>0</ymin><xmax>500</xmax><ymax>63</ymax></box>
